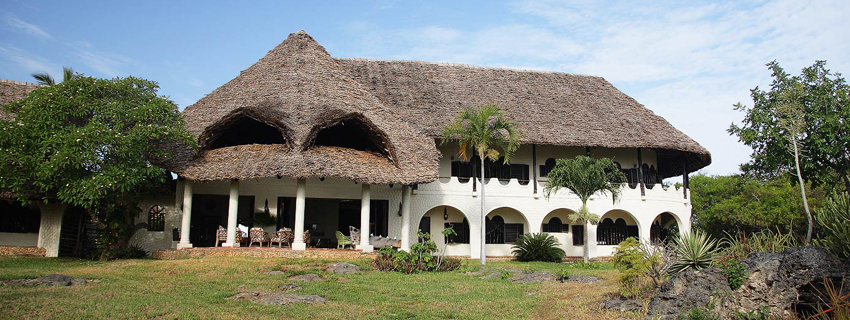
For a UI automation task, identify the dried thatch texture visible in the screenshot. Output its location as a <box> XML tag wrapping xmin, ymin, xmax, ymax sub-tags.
<box><xmin>337</xmin><ymin>59</ymin><xmax>711</xmax><ymax>177</ymax></box>
<box><xmin>176</xmin><ymin>31</ymin><xmax>439</xmax><ymax>184</ymax></box>
<box><xmin>0</xmin><ymin>79</ymin><xmax>42</xmax><ymax>121</ymax></box>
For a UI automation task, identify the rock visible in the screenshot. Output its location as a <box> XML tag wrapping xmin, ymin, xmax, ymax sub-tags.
<box><xmin>227</xmin><ymin>292</ymin><xmax>326</xmax><ymax>305</ymax></box>
<box><xmin>510</xmin><ymin>270</ymin><xmax>556</xmax><ymax>284</ymax></box>
<box><xmin>0</xmin><ymin>274</ymin><xmax>93</xmax><ymax>287</ymax></box>
<box><xmin>604</xmin><ymin>299</ymin><xmax>643</xmax><ymax>312</ymax></box>
<box><xmin>646</xmin><ymin>268</ymin><xmax>727</xmax><ymax>320</ymax></box>
<box><xmin>263</xmin><ymin>270</ymin><xmax>287</xmax><ymax>275</ymax></box>
<box><xmin>563</xmin><ymin>275</ymin><xmax>602</xmax><ymax>283</ymax></box>
<box><xmin>326</xmin><ymin>262</ymin><xmax>361</xmax><ymax>274</ymax></box>
<box><xmin>288</xmin><ymin>274</ymin><xmax>322</xmax><ymax>282</ymax></box>
<box><xmin>279</xmin><ymin>283</ymin><xmax>301</xmax><ymax>291</ymax></box>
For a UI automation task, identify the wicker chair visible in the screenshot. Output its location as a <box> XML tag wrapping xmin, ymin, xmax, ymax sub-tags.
<box><xmin>270</xmin><ymin>228</ymin><xmax>293</xmax><ymax>248</ymax></box>
<box><xmin>303</xmin><ymin>230</ymin><xmax>311</xmax><ymax>248</ymax></box>
<box><xmin>249</xmin><ymin>227</ymin><xmax>270</xmax><ymax>247</ymax></box>
<box><xmin>336</xmin><ymin>231</ymin><xmax>353</xmax><ymax>249</ymax></box>
<box><xmin>349</xmin><ymin>226</ymin><xmax>360</xmax><ymax>244</ymax></box>
<box><xmin>215</xmin><ymin>226</ymin><xmax>246</xmax><ymax>247</ymax></box>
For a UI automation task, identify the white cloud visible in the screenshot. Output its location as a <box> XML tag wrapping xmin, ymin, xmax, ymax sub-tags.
<box><xmin>0</xmin><ymin>44</ymin><xmax>57</xmax><ymax>74</ymax></box>
<box><xmin>2</xmin><ymin>12</ymin><xmax>50</xmax><ymax>39</ymax></box>
<box><xmin>70</xmin><ymin>44</ymin><xmax>135</xmax><ymax>78</ymax></box>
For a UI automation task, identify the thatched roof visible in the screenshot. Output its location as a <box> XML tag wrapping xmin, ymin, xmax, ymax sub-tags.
<box><xmin>172</xmin><ymin>31</ymin><xmax>439</xmax><ymax>184</ymax></box>
<box><xmin>337</xmin><ymin>59</ymin><xmax>711</xmax><ymax>177</ymax></box>
<box><xmin>0</xmin><ymin>79</ymin><xmax>42</xmax><ymax>121</ymax></box>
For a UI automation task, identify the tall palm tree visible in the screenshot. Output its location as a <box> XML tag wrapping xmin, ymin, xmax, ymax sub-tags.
<box><xmin>31</xmin><ymin>67</ymin><xmax>74</xmax><ymax>86</ymax></box>
<box><xmin>543</xmin><ymin>156</ymin><xmax>626</xmax><ymax>262</ymax></box>
<box><xmin>442</xmin><ymin>105</ymin><xmax>520</xmax><ymax>265</ymax></box>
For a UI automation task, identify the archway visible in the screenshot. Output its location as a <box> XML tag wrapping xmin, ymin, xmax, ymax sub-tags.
<box><xmin>304</xmin><ymin>113</ymin><xmax>395</xmax><ymax>162</ymax></box>
<box><xmin>650</xmin><ymin>212</ymin><xmax>680</xmax><ymax>243</ymax></box>
<box><xmin>418</xmin><ymin>205</ymin><xmax>470</xmax><ymax>256</ymax></box>
<box><xmin>597</xmin><ymin>209</ymin><xmax>639</xmax><ymax>246</ymax></box>
<box><xmin>201</xmin><ymin>109</ymin><xmax>290</xmax><ymax>149</ymax></box>
<box><xmin>485</xmin><ymin>207</ymin><xmax>530</xmax><ymax>256</ymax></box>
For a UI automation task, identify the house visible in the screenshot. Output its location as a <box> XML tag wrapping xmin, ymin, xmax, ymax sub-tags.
<box><xmin>0</xmin><ymin>31</ymin><xmax>710</xmax><ymax>258</ymax></box>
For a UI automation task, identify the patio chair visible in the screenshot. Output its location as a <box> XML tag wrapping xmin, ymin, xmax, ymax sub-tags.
<box><xmin>249</xmin><ymin>227</ymin><xmax>270</xmax><ymax>247</ymax></box>
<box><xmin>270</xmin><ymin>228</ymin><xmax>293</xmax><ymax>248</ymax></box>
<box><xmin>336</xmin><ymin>231</ymin><xmax>353</xmax><ymax>249</ymax></box>
<box><xmin>303</xmin><ymin>230</ymin><xmax>311</xmax><ymax>248</ymax></box>
<box><xmin>215</xmin><ymin>226</ymin><xmax>246</xmax><ymax>247</ymax></box>
<box><xmin>349</xmin><ymin>226</ymin><xmax>360</xmax><ymax>244</ymax></box>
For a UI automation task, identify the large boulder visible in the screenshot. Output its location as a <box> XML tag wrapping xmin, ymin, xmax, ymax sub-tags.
<box><xmin>646</xmin><ymin>268</ymin><xmax>727</xmax><ymax>319</ymax></box>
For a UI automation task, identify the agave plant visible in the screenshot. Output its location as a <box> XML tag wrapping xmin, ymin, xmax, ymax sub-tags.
<box><xmin>512</xmin><ymin>232</ymin><xmax>565</xmax><ymax>262</ymax></box>
<box><xmin>670</xmin><ymin>230</ymin><xmax>719</xmax><ymax>274</ymax></box>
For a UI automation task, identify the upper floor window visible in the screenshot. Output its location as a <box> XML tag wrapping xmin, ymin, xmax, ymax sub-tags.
<box><xmin>306</xmin><ymin>114</ymin><xmax>394</xmax><ymax>162</ymax></box>
<box><xmin>451</xmin><ymin>156</ymin><xmax>530</xmax><ymax>185</ymax></box>
<box><xmin>539</xmin><ymin>158</ymin><xmax>556</xmax><ymax>178</ymax></box>
<box><xmin>203</xmin><ymin>113</ymin><xmax>288</xmax><ymax>150</ymax></box>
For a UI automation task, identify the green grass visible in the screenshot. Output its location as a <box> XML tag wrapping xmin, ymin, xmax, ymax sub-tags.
<box><xmin>0</xmin><ymin>256</ymin><xmax>641</xmax><ymax>319</ymax></box>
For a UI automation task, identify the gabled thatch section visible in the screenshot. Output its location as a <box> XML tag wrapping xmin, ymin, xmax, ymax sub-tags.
<box><xmin>172</xmin><ymin>31</ymin><xmax>439</xmax><ymax>184</ymax></box>
<box><xmin>337</xmin><ymin>59</ymin><xmax>711</xmax><ymax>177</ymax></box>
<box><xmin>0</xmin><ymin>79</ymin><xmax>42</xmax><ymax>121</ymax></box>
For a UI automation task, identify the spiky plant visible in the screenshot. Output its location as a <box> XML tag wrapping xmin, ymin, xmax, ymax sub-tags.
<box><xmin>512</xmin><ymin>233</ymin><xmax>565</xmax><ymax>262</ymax></box>
<box><xmin>442</xmin><ymin>104</ymin><xmax>520</xmax><ymax>265</ymax></box>
<box><xmin>670</xmin><ymin>230</ymin><xmax>719</xmax><ymax>274</ymax></box>
<box><xmin>543</xmin><ymin>156</ymin><xmax>627</xmax><ymax>262</ymax></box>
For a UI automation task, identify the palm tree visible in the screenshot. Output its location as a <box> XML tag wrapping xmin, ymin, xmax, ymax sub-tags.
<box><xmin>442</xmin><ymin>105</ymin><xmax>520</xmax><ymax>265</ymax></box>
<box><xmin>543</xmin><ymin>156</ymin><xmax>626</xmax><ymax>263</ymax></box>
<box><xmin>31</xmin><ymin>67</ymin><xmax>74</xmax><ymax>86</ymax></box>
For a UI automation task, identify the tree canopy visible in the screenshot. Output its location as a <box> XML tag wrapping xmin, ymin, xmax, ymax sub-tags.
<box><xmin>729</xmin><ymin>60</ymin><xmax>850</xmax><ymax>192</ymax></box>
<box><xmin>0</xmin><ymin>75</ymin><xmax>195</xmax><ymax>258</ymax></box>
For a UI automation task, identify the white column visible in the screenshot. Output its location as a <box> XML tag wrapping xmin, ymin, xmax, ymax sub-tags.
<box><xmin>222</xmin><ymin>179</ymin><xmax>240</xmax><ymax>247</ymax></box>
<box><xmin>639</xmin><ymin>219</ymin><xmax>652</xmax><ymax>243</ymax></box>
<box><xmin>177</xmin><ymin>180</ymin><xmax>194</xmax><ymax>249</ymax></box>
<box><xmin>359</xmin><ymin>184</ymin><xmax>374</xmax><ymax>252</ymax></box>
<box><xmin>36</xmin><ymin>202</ymin><xmax>65</xmax><ymax>257</ymax></box>
<box><xmin>400</xmin><ymin>185</ymin><xmax>412</xmax><ymax>251</ymax></box>
<box><xmin>586</xmin><ymin>223</ymin><xmax>598</xmax><ymax>260</ymax></box>
<box><xmin>292</xmin><ymin>178</ymin><xmax>307</xmax><ymax>250</ymax></box>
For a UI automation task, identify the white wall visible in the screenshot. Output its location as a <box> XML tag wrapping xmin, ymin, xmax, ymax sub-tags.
<box><xmin>0</xmin><ymin>232</ymin><xmax>38</xmax><ymax>246</ymax></box>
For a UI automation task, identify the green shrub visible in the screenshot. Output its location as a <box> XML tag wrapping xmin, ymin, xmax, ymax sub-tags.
<box><xmin>511</xmin><ymin>232</ymin><xmax>565</xmax><ymax>262</ymax></box>
<box><xmin>613</xmin><ymin>238</ymin><xmax>651</xmax><ymax>298</ymax></box>
<box><xmin>671</xmin><ymin>230</ymin><xmax>719</xmax><ymax>274</ymax></box>
<box><xmin>678</xmin><ymin>307</ymin><xmax>721</xmax><ymax>320</ymax></box>
<box><xmin>814</xmin><ymin>192</ymin><xmax>850</xmax><ymax>260</ymax></box>
<box><xmin>720</xmin><ymin>261</ymin><xmax>747</xmax><ymax>290</ymax></box>
<box><xmin>500</xmin><ymin>269</ymin><xmax>512</xmax><ymax>280</ymax></box>
<box><xmin>555</xmin><ymin>269</ymin><xmax>570</xmax><ymax>282</ymax></box>
<box><xmin>372</xmin><ymin>231</ymin><xmax>462</xmax><ymax>273</ymax></box>
<box><xmin>109</xmin><ymin>245</ymin><xmax>148</xmax><ymax>259</ymax></box>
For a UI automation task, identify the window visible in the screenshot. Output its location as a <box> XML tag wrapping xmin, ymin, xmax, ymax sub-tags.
<box><xmin>147</xmin><ymin>205</ymin><xmax>166</xmax><ymax>232</ymax></box>
<box><xmin>596</xmin><ymin>218</ymin><xmax>639</xmax><ymax>245</ymax></box>
<box><xmin>540</xmin><ymin>158</ymin><xmax>556</xmax><ymax>177</ymax></box>
<box><xmin>572</xmin><ymin>225</ymin><xmax>584</xmax><ymax>246</ymax></box>
<box><xmin>0</xmin><ymin>202</ymin><xmax>40</xmax><ymax>233</ymax></box>
<box><xmin>542</xmin><ymin>217</ymin><xmax>564</xmax><ymax>233</ymax></box>
<box><xmin>486</xmin><ymin>215</ymin><xmax>524</xmax><ymax>244</ymax></box>
<box><xmin>451</xmin><ymin>156</ymin><xmax>529</xmax><ymax>184</ymax></box>
<box><xmin>308</xmin><ymin>114</ymin><xmax>392</xmax><ymax>160</ymax></box>
<box><xmin>444</xmin><ymin>218</ymin><xmax>470</xmax><ymax>244</ymax></box>
<box><xmin>504</xmin><ymin>224</ymin><xmax>523</xmax><ymax>243</ymax></box>
<box><xmin>204</xmin><ymin>114</ymin><xmax>288</xmax><ymax>149</ymax></box>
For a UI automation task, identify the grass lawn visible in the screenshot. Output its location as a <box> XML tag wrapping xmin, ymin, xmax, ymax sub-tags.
<box><xmin>0</xmin><ymin>256</ymin><xmax>642</xmax><ymax>319</ymax></box>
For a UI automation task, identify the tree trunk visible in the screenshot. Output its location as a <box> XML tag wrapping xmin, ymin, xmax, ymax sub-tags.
<box><xmin>583</xmin><ymin>220</ymin><xmax>589</xmax><ymax>263</ymax></box>
<box><xmin>792</xmin><ymin>137</ymin><xmax>813</xmax><ymax>245</ymax></box>
<box><xmin>480</xmin><ymin>155</ymin><xmax>487</xmax><ymax>265</ymax></box>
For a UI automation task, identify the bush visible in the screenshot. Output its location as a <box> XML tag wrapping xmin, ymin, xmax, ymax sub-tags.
<box><xmin>720</xmin><ymin>261</ymin><xmax>747</xmax><ymax>290</ymax></box>
<box><xmin>814</xmin><ymin>192</ymin><xmax>850</xmax><ymax>260</ymax></box>
<box><xmin>679</xmin><ymin>307</ymin><xmax>721</xmax><ymax>320</ymax></box>
<box><xmin>670</xmin><ymin>230</ymin><xmax>719</xmax><ymax>274</ymax></box>
<box><xmin>372</xmin><ymin>231</ymin><xmax>462</xmax><ymax>274</ymax></box>
<box><xmin>555</xmin><ymin>269</ymin><xmax>570</xmax><ymax>282</ymax></box>
<box><xmin>715</xmin><ymin>228</ymin><xmax>798</xmax><ymax>270</ymax></box>
<box><xmin>511</xmin><ymin>232</ymin><xmax>565</xmax><ymax>262</ymax></box>
<box><xmin>109</xmin><ymin>245</ymin><xmax>148</xmax><ymax>260</ymax></box>
<box><xmin>613</xmin><ymin>238</ymin><xmax>652</xmax><ymax>298</ymax></box>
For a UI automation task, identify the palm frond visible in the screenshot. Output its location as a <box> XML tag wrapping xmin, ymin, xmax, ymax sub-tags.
<box><xmin>441</xmin><ymin>104</ymin><xmax>521</xmax><ymax>163</ymax></box>
<box><xmin>31</xmin><ymin>72</ymin><xmax>55</xmax><ymax>86</ymax></box>
<box><xmin>62</xmin><ymin>67</ymin><xmax>74</xmax><ymax>82</ymax></box>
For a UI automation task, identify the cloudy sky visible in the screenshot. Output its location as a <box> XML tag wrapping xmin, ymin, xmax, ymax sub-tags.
<box><xmin>1</xmin><ymin>0</ymin><xmax>848</xmax><ymax>176</ymax></box>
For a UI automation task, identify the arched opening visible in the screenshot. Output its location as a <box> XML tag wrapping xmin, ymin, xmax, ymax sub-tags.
<box><xmin>202</xmin><ymin>111</ymin><xmax>289</xmax><ymax>149</ymax></box>
<box><xmin>651</xmin><ymin>212</ymin><xmax>680</xmax><ymax>243</ymax></box>
<box><xmin>597</xmin><ymin>210</ymin><xmax>639</xmax><ymax>245</ymax></box>
<box><xmin>451</xmin><ymin>155</ymin><xmax>530</xmax><ymax>185</ymax></box>
<box><xmin>541</xmin><ymin>209</ymin><xmax>574</xmax><ymax>233</ymax></box>
<box><xmin>485</xmin><ymin>207</ymin><xmax>529</xmax><ymax>244</ymax></box>
<box><xmin>306</xmin><ymin>114</ymin><xmax>393</xmax><ymax>160</ymax></box>
<box><xmin>418</xmin><ymin>205</ymin><xmax>470</xmax><ymax>256</ymax></box>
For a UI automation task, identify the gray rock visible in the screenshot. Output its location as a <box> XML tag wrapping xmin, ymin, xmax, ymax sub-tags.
<box><xmin>564</xmin><ymin>275</ymin><xmax>602</xmax><ymax>283</ymax></box>
<box><xmin>263</xmin><ymin>270</ymin><xmax>287</xmax><ymax>275</ymax></box>
<box><xmin>510</xmin><ymin>270</ymin><xmax>556</xmax><ymax>284</ymax></box>
<box><xmin>326</xmin><ymin>262</ymin><xmax>361</xmax><ymax>274</ymax></box>
<box><xmin>0</xmin><ymin>274</ymin><xmax>93</xmax><ymax>287</ymax></box>
<box><xmin>279</xmin><ymin>283</ymin><xmax>301</xmax><ymax>291</ymax></box>
<box><xmin>604</xmin><ymin>299</ymin><xmax>643</xmax><ymax>312</ymax></box>
<box><xmin>646</xmin><ymin>268</ymin><xmax>728</xmax><ymax>320</ymax></box>
<box><xmin>227</xmin><ymin>292</ymin><xmax>326</xmax><ymax>305</ymax></box>
<box><xmin>288</xmin><ymin>274</ymin><xmax>322</xmax><ymax>282</ymax></box>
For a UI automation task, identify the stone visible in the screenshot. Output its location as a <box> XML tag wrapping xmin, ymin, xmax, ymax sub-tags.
<box><xmin>263</xmin><ymin>270</ymin><xmax>287</xmax><ymax>275</ymax></box>
<box><xmin>0</xmin><ymin>274</ymin><xmax>93</xmax><ymax>287</ymax></box>
<box><xmin>604</xmin><ymin>299</ymin><xmax>643</xmax><ymax>312</ymax></box>
<box><xmin>227</xmin><ymin>292</ymin><xmax>326</xmax><ymax>305</ymax></box>
<box><xmin>326</xmin><ymin>262</ymin><xmax>361</xmax><ymax>274</ymax></box>
<box><xmin>287</xmin><ymin>273</ymin><xmax>322</xmax><ymax>282</ymax></box>
<box><xmin>279</xmin><ymin>283</ymin><xmax>301</xmax><ymax>291</ymax></box>
<box><xmin>563</xmin><ymin>275</ymin><xmax>602</xmax><ymax>283</ymax></box>
<box><xmin>645</xmin><ymin>268</ymin><xmax>727</xmax><ymax>320</ymax></box>
<box><xmin>510</xmin><ymin>270</ymin><xmax>556</xmax><ymax>284</ymax></box>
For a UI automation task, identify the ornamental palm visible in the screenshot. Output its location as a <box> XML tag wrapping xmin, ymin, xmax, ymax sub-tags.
<box><xmin>669</xmin><ymin>230</ymin><xmax>719</xmax><ymax>273</ymax></box>
<box><xmin>442</xmin><ymin>104</ymin><xmax>520</xmax><ymax>265</ymax></box>
<box><xmin>31</xmin><ymin>66</ymin><xmax>74</xmax><ymax>86</ymax></box>
<box><xmin>544</xmin><ymin>156</ymin><xmax>626</xmax><ymax>263</ymax></box>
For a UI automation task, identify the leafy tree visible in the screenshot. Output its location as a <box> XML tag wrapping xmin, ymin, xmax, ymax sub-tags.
<box><xmin>31</xmin><ymin>66</ymin><xmax>74</xmax><ymax>86</ymax></box>
<box><xmin>442</xmin><ymin>104</ymin><xmax>520</xmax><ymax>265</ymax></box>
<box><xmin>543</xmin><ymin>156</ymin><xmax>626</xmax><ymax>262</ymax></box>
<box><xmin>0</xmin><ymin>75</ymin><xmax>195</xmax><ymax>259</ymax></box>
<box><xmin>729</xmin><ymin>61</ymin><xmax>850</xmax><ymax>193</ymax></box>
<box><xmin>689</xmin><ymin>174</ymin><xmax>824</xmax><ymax>239</ymax></box>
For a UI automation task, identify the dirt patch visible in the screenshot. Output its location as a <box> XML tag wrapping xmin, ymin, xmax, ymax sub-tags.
<box><xmin>0</xmin><ymin>274</ymin><xmax>96</xmax><ymax>287</ymax></box>
<box><xmin>227</xmin><ymin>291</ymin><xmax>326</xmax><ymax>305</ymax></box>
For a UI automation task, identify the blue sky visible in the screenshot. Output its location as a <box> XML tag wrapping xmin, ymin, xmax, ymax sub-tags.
<box><xmin>1</xmin><ymin>0</ymin><xmax>848</xmax><ymax>176</ymax></box>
